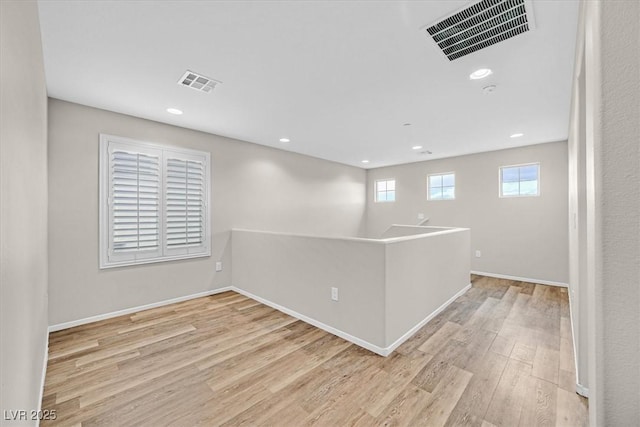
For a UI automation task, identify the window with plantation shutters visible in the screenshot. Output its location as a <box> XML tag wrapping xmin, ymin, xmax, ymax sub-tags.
<box><xmin>100</xmin><ymin>135</ymin><xmax>210</xmax><ymax>268</ymax></box>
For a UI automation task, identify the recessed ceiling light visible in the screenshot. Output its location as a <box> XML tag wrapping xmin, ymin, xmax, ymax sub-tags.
<box><xmin>469</xmin><ymin>68</ymin><xmax>493</xmax><ymax>80</ymax></box>
<box><xmin>412</xmin><ymin>145</ymin><xmax>423</xmax><ymax>150</ymax></box>
<box><xmin>510</xmin><ymin>133</ymin><xmax>524</xmax><ymax>138</ymax></box>
<box><xmin>166</xmin><ymin>108</ymin><xmax>183</xmax><ymax>115</ymax></box>
<box><xmin>361</xmin><ymin>160</ymin><xmax>370</xmax><ymax>164</ymax></box>
<box><xmin>279</xmin><ymin>138</ymin><xmax>290</xmax><ymax>143</ymax></box>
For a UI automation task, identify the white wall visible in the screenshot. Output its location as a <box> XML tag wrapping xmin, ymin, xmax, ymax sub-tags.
<box><xmin>232</xmin><ymin>230</ymin><xmax>387</xmax><ymax>348</ymax></box>
<box><xmin>577</xmin><ymin>1</ymin><xmax>640</xmax><ymax>424</ymax></box>
<box><xmin>385</xmin><ymin>229</ymin><xmax>470</xmax><ymax>346</ymax></box>
<box><xmin>567</xmin><ymin>2</ymin><xmax>589</xmax><ymax>393</ymax></box>
<box><xmin>367</xmin><ymin>142</ymin><xmax>569</xmax><ymax>285</ymax></box>
<box><xmin>231</xmin><ymin>227</ymin><xmax>470</xmax><ymax>351</ymax></box>
<box><xmin>47</xmin><ymin>99</ymin><xmax>366</xmax><ymax>326</ymax></box>
<box><xmin>598</xmin><ymin>2</ymin><xmax>640</xmax><ymax>422</ymax></box>
<box><xmin>0</xmin><ymin>1</ymin><xmax>49</xmax><ymax>424</ymax></box>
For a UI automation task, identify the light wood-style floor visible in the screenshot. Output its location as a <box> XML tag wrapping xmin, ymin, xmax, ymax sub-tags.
<box><xmin>42</xmin><ymin>275</ymin><xmax>588</xmax><ymax>426</ymax></box>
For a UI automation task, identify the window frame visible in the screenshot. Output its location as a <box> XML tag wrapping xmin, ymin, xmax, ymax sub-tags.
<box><xmin>99</xmin><ymin>134</ymin><xmax>211</xmax><ymax>269</ymax></box>
<box><xmin>498</xmin><ymin>162</ymin><xmax>540</xmax><ymax>198</ymax></box>
<box><xmin>374</xmin><ymin>178</ymin><xmax>396</xmax><ymax>203</ymax></box>
<box><xmin>427</xmin><ymin>172</ymin><xmax>456</xmax><ymax>201</ymax></box>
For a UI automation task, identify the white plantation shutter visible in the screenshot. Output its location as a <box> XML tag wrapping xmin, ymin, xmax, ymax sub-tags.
<box><xmin>165</xmin><ymin>156</ymin><xmax>206</xmax><ymax>255</ymax></box>
<box><xmin>100</xmin><ymin>135</ymin><xmax>210</xmax><ymax>268</ymax></box>
<box><xmin>111</xmin><ymin>151</ymin><xmax>161</xmax><ymax>256</ymax></box>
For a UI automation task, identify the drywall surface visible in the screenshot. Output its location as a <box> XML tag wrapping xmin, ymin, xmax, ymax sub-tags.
<box><xmin>567</xmin><ymin>10</ymin><xmax>589</xmax><ymax>391</ymax></box>
<box><xmin>231</xmin><ymin>227</ymin><xmax>469</xmax><ymax>350</ymax></box>
<box><xmin>379</xmin><ymin>225</ymin><xmax>451</xmax><ymax>239</ymax></box>
<box><xmin>598</xmin><ymin>1</ymin><xmax>639</xmax><ymax>423</ymax></box>
<box><xmin>367</xmin><ymin>142</ymin><xmax>569</xmax><ymax>284</ymax></box>
<box><xmin>231</xmin><ymin>230</ymin><xmax>386</xmax><ymax>346</ymax></box>
<box><xmin>0</xmin><ymin>1</ymin><xmax>49</xmax><ymax>424</ymax></box>
<box><xmin>47</xmin><ymin>99</ymin><xmax>366</xmax><ymax>325</ymax></box>
<box><xmin>385</xmin><ymin>229</ymin><xmax>470</xmax><ymax>346</ymax></box>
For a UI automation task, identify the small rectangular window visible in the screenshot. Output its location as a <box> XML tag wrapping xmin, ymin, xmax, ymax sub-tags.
<box><xmin>100</xmin><ymin>134</ymin><xmax>211</xmax><ymax>268</ymax></box>
<box><xmin>499</xmin><ymin>163</ymin><xmax>540</xmax><ymax>197</ymax></box>
<box><xmin>428</xmin><ymin>172</ymin><xmax>455</xmax><ymax>200</ymax></box>
<box><xmin>375</xmin><ymin>179</ymin><xmax>395</xmax><ymax>202</ymax></box>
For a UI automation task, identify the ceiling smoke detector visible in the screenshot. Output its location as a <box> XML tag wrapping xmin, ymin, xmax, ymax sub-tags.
<box><xmin>424</xmin><ymin>0</ymin><xmax>535</xmax><ymax>61</ymax></box>
<box><xmin>483</xmin><ymin>85</ymin><xmax>497</xmax><ymax>94</ymax></box>
<box><xmin>177</xmin><ymin>70</ymin><xmax>221</xmax><ymax>94</ymax></box>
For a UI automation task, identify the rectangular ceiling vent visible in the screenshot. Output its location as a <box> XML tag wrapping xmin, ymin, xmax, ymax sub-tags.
<box><xmin>177</xmin><ymin>70</ymin><xmax>221</xmax><ymax>94</ymax></box>
<box><xmin>425</xmin><ymin>0</ymin><xmax>535</xmax><ymax>61</ymax></box>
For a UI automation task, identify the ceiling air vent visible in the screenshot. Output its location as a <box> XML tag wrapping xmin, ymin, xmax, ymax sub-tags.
<box><xmin>424</xmin><ymin>0</ymin><xmax>535</xmax><ymax>61</ymax></box>
<box><xmin>177</xmin><ymin>70</ymin><xmax>221</xmax><ymax>94</ymax></box>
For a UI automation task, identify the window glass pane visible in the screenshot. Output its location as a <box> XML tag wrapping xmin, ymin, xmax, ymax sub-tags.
<box><xmin>377</xmin><ymin>181</ymin><xmax>386</xmax><ymax>192</ymax></box>
<box><xmin>520</xmin><ymin>180</ymin><xmax>538</xmax><ymax>195</ymax></box>
<box><xmin>501</xmin><ymin>167</ymin><xmax>519</xmax><ymax>183</ymax></box>
<box><xmin>500</xmin><ymin>164</ymin><xmax>539</xmax><ymax>197</ymax></box>
<box><xmin>442</xmin><ymin>173</ymin><xmax>455</xmax><ymax>187</ymax></box>
<box><xmin>386</xmin><ymin>180</ymin><xmax>395</xmax><ymax>191</ymax></box>
<box><xmin>520</xmin><ymin>165</ymin><xmax>538</xmax><ymax>181</ymax></box>
<box><xmin>377</xmin><ymin>191</ymin><xmax>386</xmax><ymax>202</ymax></box>
<box><xmin>430</xmin><ymin>188</ymin><xmax>442</xmax><ymax>199</ymax></box>
<box><xmin>429</xmin><ymin>175</ymin><xmax>442</xmax><ymax>187</ymax></box>
<box><xmin>502</xmin><ymin>182</ymin><xmax>519</xmax><ymax>196</ymax></box>
<box><xmin>387</xmin><ymin>191</ymin><xmax>395</xmax><ymax>202</ymax></box>
<box><xmin>443</xmin><ymin>186</ymin><xmax>455</xmax><ymax>199</ymax></box>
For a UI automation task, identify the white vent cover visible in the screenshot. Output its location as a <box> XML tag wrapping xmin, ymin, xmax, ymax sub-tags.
<box><xmin>424</xmin><ymin>0</ymin><xmax>536</xmax><ymax>61</ymax></box>
<box><xmin>177</xmin><ymin>70</ymin><xmax>221</xmax><ymax>93</ymax></box>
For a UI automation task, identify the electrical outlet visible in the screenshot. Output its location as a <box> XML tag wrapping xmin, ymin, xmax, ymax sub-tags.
<box><xmin>475</xmin><ymin>250</ymin><xmax>481</xmax><ymax>258</ymax></box>
<box><xmin>418</xmin><ymin>213</ymin><xmax>425</xmax><ymax>220</ymax></box>
<box><xmin>215</xmin><ymin>261</ymin><xmax>222</xmax><ymax>272</ymax></box>
<box><xmin>331</xmin><ymin>287</ymin><xmax>339</xmax><ymax>301</ymax></box>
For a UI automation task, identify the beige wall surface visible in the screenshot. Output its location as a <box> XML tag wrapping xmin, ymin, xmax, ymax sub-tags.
<box><xmin>232</xmin><ymin>230</ymin><xmax>387</xmax><ymax>347</ymax></box>
<box><xmin>232</xmin><ymin>228</ymin><xmax>469</xmax><ymax>350</ymax></box>
<box><xmin>366</xmin><ymin>142</ymin><xmax>569</xmax><ymax>284</ymax></box>
<box><xmin>571</xmin><ymin>2</ymin><xmax>639</xmax><ymax>423</ymax></box>
<box><xmin>385</xmin><ymin>229</ymin><xmax>470</xmax><ymax>346</ymax></box>
<box><xmin>567</xmin><ymin>5</ymin><xmax>589</xmax><ymax>391</ymax></box>
<box><xmin>596</xmin><ymin>1</ymin><xmax>639</xmax><ymax>423</ymax></box>
<box><xmin>0</xmin><ymin>1</ymin><xmax>49</xmax><ymax>423</ymax></box>
<box><xmin>379</xmin><ymin>225</ymin><xmax>451</xmax><ymax>239</ymax></box>
<box><xmin>47</xmin><ymin>99</ymin><xmax>366</xmax><ymax>325</ymax></box>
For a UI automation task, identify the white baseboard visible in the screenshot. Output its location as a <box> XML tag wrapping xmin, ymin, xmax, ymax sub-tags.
<box><xmin>471</xmin><ymin>271</ymin><xmax>568</xmax><ymax>288</ymax></box>
<box><xmin>231</xmin><ymin>287</ymin><xmax>389</xmax><ymax>356</ymax></box>
<box><xmin>48</xmin><ymin>287</ymin><xmax>233</xmax><ymax>333</ymax></box>
<box><xmin>385</xmin><ymin>283</ymin><xmax>472</xmax><ymax>355</ymax></box>
<box><xmin>232</xmin><ymin>284</ymin><xmax>471</xmax><ymax>357</ymax></box>
<box><xmin>576</xmin><ymin>383</ymin><xmax>589</xmax><ymax>398</ymax></box>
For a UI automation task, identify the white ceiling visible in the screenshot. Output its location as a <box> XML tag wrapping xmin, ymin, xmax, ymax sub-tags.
<box><xmin>37</xmin><ymin>0</ymin><xmax>580</xmax><ymax>169</ymax></box>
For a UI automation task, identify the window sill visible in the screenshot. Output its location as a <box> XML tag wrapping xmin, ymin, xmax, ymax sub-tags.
<box><xmin>99</xmin><ymin>250</ymin><xmax>211</xmax><ymax>269</ymax></box>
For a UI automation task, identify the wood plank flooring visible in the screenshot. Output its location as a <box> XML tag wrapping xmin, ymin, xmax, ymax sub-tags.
<box><xmin>41</xmin><ymin>275</ymin><xmax>588</xmax><ymax>426</ymax></box>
